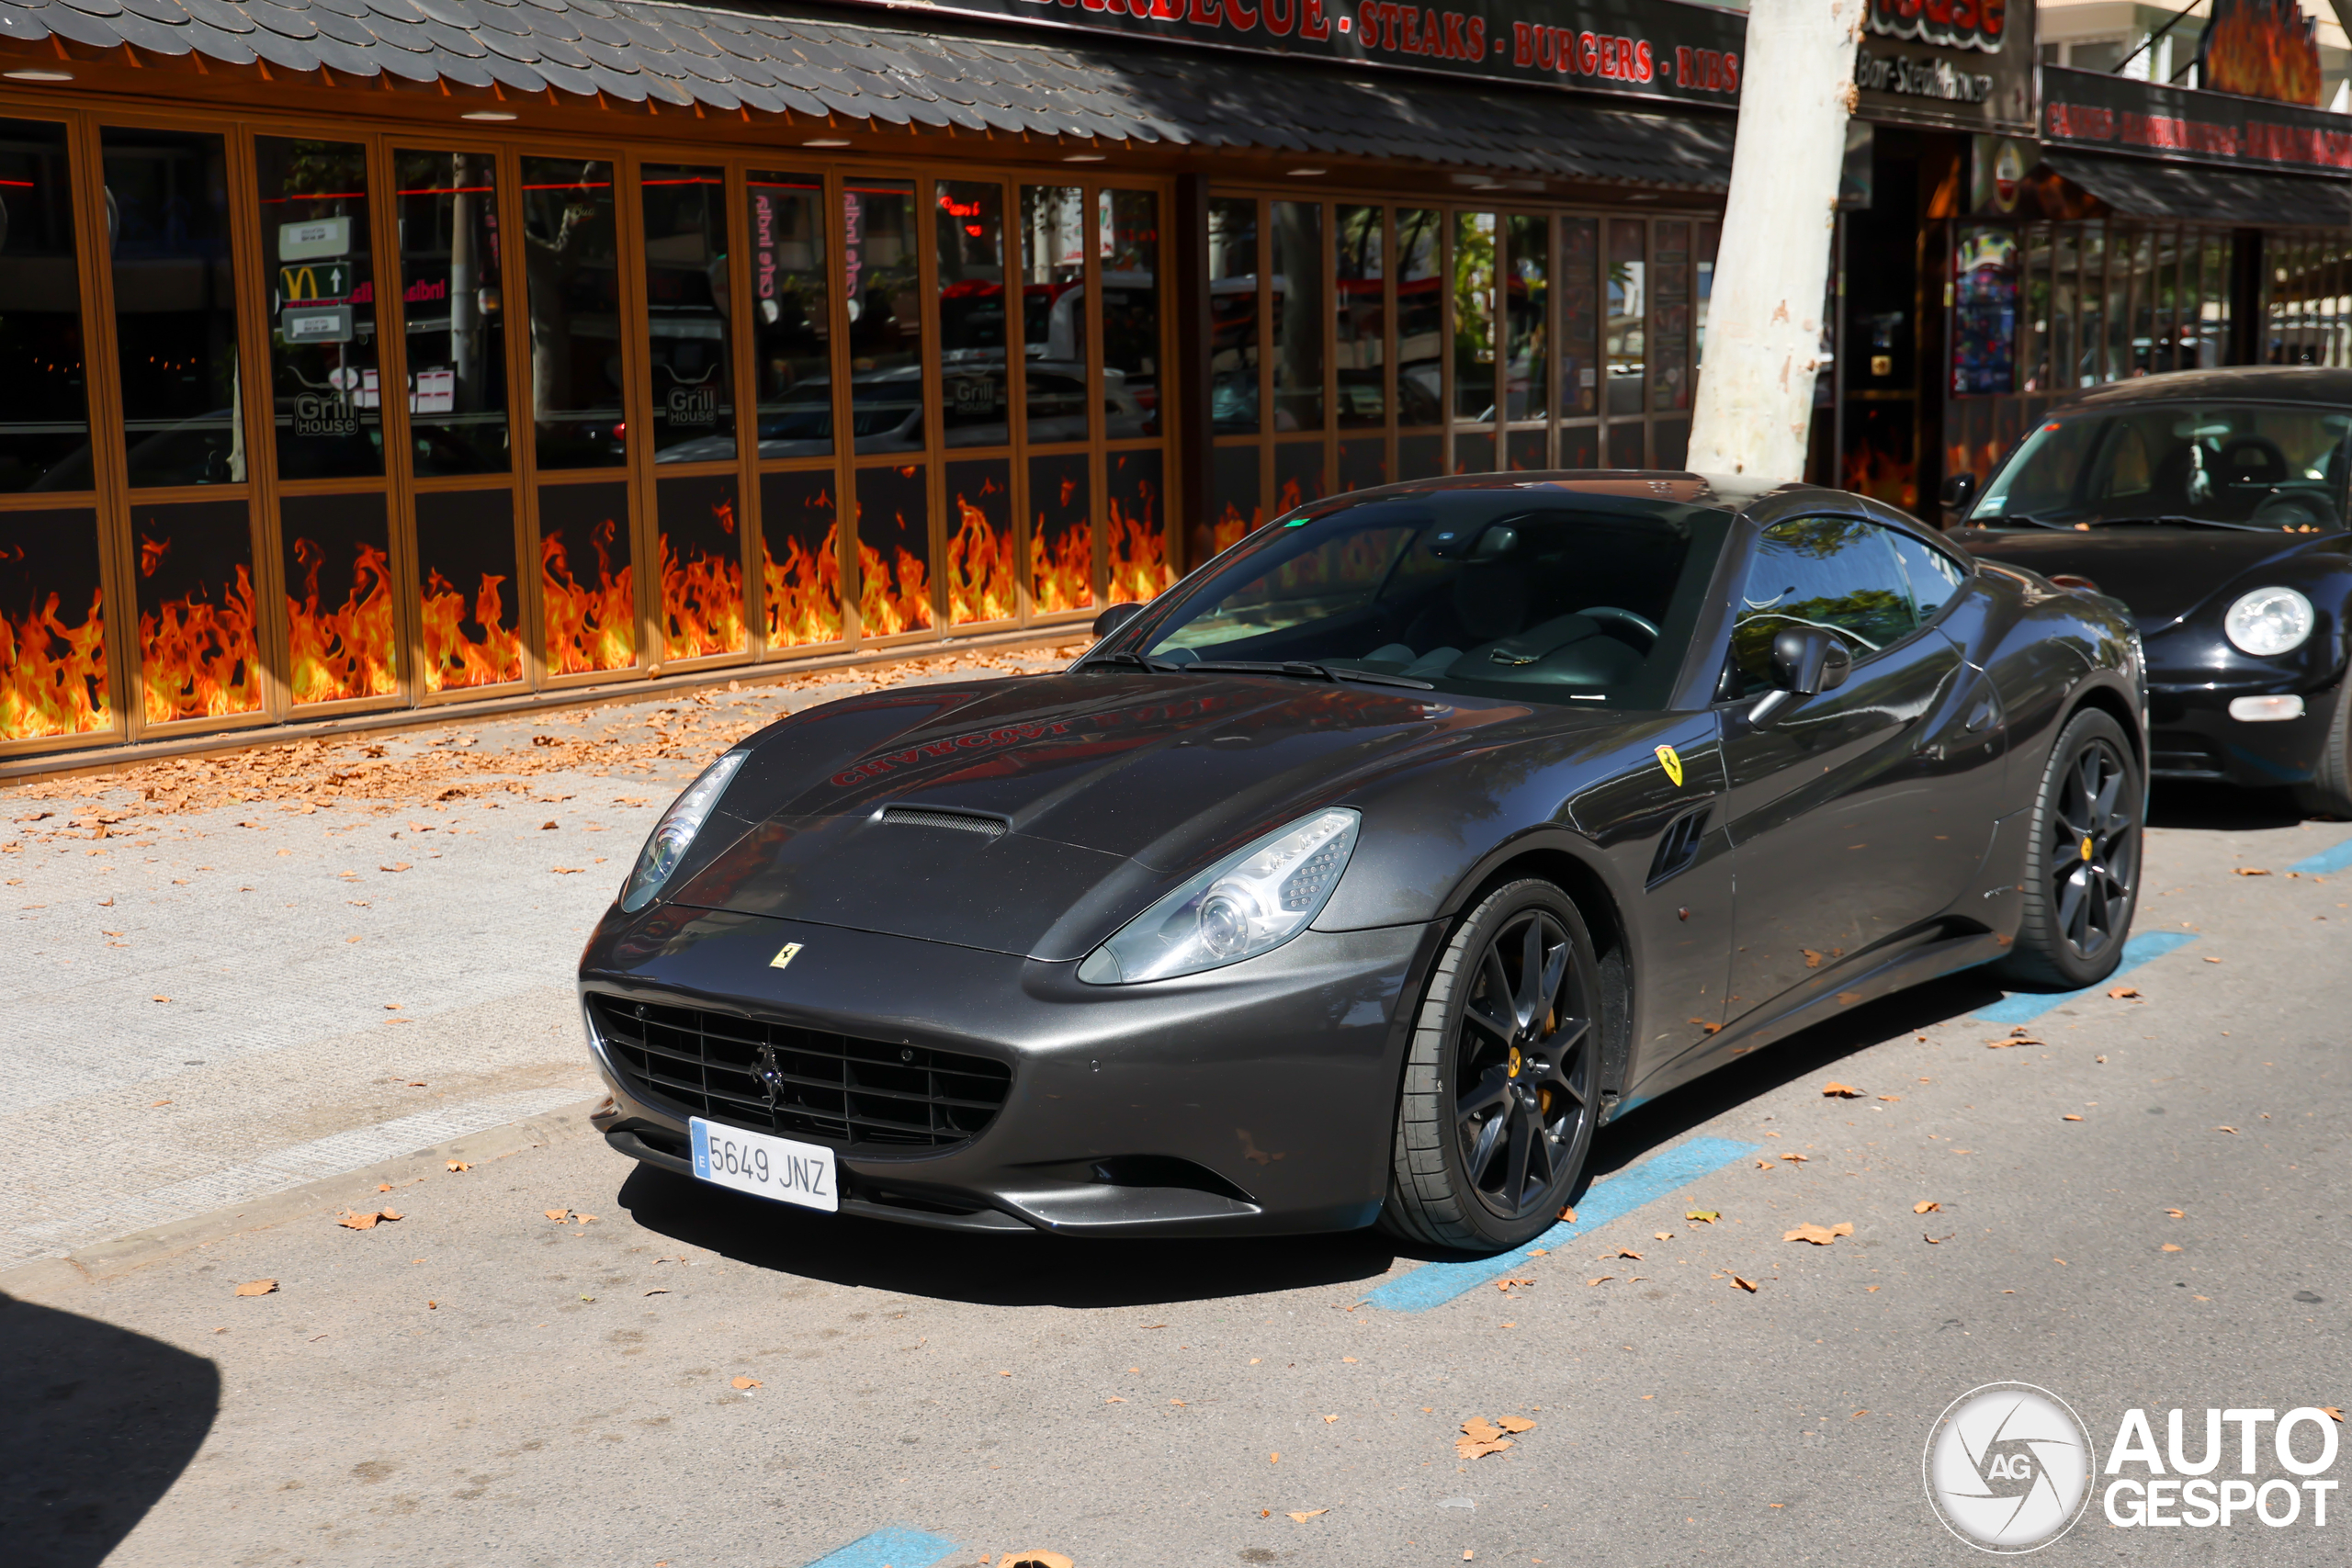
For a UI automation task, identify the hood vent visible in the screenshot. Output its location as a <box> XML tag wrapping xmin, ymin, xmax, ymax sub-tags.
<box><xmin>880</xmin><ymin>805</ymin><xmax>1011</xmax><ymax>840</ymax></box>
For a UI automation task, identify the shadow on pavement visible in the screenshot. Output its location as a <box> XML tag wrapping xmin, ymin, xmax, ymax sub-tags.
<box><xmin>2147</xmin><ymin>779</ymin><xmax>2309</xmax><ymax>832</ymax></box>
<box><xmin>617</xmin><ymin>974</ymin><xmax>2013</xmax><ymax>1305</ymax></box>
<box><xmin>0</xmin><ymin>1292</ymin><xmax>219</xmax><ymax>1568</ymax></box>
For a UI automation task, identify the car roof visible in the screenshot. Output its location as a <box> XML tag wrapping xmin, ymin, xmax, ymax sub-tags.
<box><xmin>1306</xmin><ymin>471</ymin><xmax>1808</xmax><ymax>518</ymax></box>
<box><xmin>2060</xmin><ymin>366</ymin><xmax>2352</xmax><ymax>410</ymax></box>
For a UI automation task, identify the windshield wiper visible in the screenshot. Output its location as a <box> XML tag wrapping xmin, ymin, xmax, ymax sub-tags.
<box><xmin>1973</xmin><ymin>513</ymin><xmax>2071</xmax><ymax>531</ymax></box>
<box><xmin>1182</xmin><ymin>660</ymin><xmax>1435</xmax><ymax>690</ymax></box>
<box><xmin>2086</xmin><ymin>513</ymin><xmax>2271</xmax><ymax>533</ymax></box>
<box><xmin>1078</xmin><ymin>649</ymin><xmax>1186</xmax><ymax>673</ymax></box>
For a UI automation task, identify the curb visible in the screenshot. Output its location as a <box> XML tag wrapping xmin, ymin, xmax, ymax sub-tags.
<box><xmin>0</xmin><ymin>1097</ymin><xmax>607</xmax><ymax>1302</ymax></box>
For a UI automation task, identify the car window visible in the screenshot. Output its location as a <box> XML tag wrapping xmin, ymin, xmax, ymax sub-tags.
<box><xmin>1886</xmin><ymin>531</ymin><xmax>1967</xmax><ymax>621</ymax></box>
<box><xmin>1730</xmin><ymin>516</ymin><xmax>1919</xmax><ymax>692</ymax></box>
<box><xmin>1972</xmin><ymin>403</ymin><xmax>2352</xmax><ymax>531</ymax></box>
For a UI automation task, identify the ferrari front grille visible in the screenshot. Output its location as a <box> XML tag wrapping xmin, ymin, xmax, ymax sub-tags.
<box><xmin>588</xmin><ymin>994</ymin><xmax>1012</xmax><ymax>1150</ymax></box>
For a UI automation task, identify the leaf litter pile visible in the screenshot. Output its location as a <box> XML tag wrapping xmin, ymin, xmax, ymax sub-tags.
<box><xmin>1</xmin><ymin>647</ymin><xmax>1078</xmax><ymax>842</ymax></box>
<box><xmin>1456</xmin><ymin>1414</ymin><xmax>1535</xmax><ymax>1460</ymax></box>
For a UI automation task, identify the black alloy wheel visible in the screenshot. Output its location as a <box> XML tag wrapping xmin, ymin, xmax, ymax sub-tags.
<box><xmin>1384</xmin><ymin>879</ymin><xmax>1605</xmax><ymax>1252</ymax></box>
<box><xmin>2000</xmin><ymin>708</ymin><xmax>2143</xmax><ymax>989</ymax></box>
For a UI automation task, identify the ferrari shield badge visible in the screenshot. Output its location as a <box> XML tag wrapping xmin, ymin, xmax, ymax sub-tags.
<box><xmin>769</xmin><ymin>942</ymin><xmax>804</xmax><ymax>971</ymax></box>
<box><xmin>1655</xmin><ymin>744</ymin><xmax>1685</xmax><ymax>788</ymax></box>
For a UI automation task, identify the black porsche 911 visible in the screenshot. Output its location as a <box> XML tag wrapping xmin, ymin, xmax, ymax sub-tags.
<box><xmin>1950</xmin><ymin>367</ymin><xmax>2352</xmax><ymax>816</ymax></box>
<box><xmin>580</xmin><ymin>472</ymin><xmax>2144</xmax><ymax>1254</ymax></box>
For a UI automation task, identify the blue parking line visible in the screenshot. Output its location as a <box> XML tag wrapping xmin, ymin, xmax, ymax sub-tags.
<box><xmin>1362</xmin><ymin>1136</ymin><xmax>1758</xmax><ymax>1313</ymax></box>
<box><xmin>2290</xmin><ymin>837</ymin><xmax>2352</xmax><ymax>875</ymax></box>
<box><xmin>797</xmin><ymin>1526</ymin><xmax>960</xmax><ymax>1568</ymax></box>
<box><xmin>1971</xmin><ymin>931</ymin><xmax>2200</xmax><ymax>1026</ymax></box>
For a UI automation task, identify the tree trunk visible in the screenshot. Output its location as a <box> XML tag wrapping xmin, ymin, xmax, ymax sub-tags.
<box><xmin>1686</xmin><ymin>0</ymin><xmax>1866</xmax><ymax>483</ymax></box>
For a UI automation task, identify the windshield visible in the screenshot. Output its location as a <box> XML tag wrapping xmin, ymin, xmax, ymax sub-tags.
<box><xmin>1123</xmin><ymin>491</ymin><xmax>1730</xmax><ymax>709</ymax></box>
<box><xmin>1970</xmin><ymin>403</ymin><xmax>2352</xmax><ymax>532</ymax></box>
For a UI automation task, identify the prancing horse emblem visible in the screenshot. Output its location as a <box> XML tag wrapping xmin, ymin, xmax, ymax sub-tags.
<box><xmin>751</xmin><ymin>1043</ymin><xmax>788</xmax><ymax>1107</ymax></box>
<box><xmin>770</xmin><ymin>942</ymin><xmax>803</xmax><ymax>970</ymax></box>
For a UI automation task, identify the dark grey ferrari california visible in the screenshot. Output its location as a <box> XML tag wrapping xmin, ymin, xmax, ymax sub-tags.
<box><xmin>580</xmin><ymin>473</ymin><xmax>2144</xmax><ymax>1254</ymax></box>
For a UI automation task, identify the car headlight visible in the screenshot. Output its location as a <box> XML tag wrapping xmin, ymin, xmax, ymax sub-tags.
<box><xmin>2223</xmin><ymin>586</ymin><xmax>2315</xmax><ymax>657</ymax></box>
<box><xmin>618</xmin><ymin>750</ymin><xmax>747</xmax><ymax>913</ymax></box>
<box><xmin>1077</xmin><ymin>808</ymin><xmax>1361</xmax><ymax>984</ymax></box>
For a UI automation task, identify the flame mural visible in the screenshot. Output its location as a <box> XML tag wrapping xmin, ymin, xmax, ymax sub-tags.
<box><xmin>539</xmin><ymin>484</ymin><xmax>637</xmax><ymax>674</ymax></box>
<box><xmin>658</xmin><ymin>478</ymin><xmax>748</xmax><ymax>661</ymax></box>
<box><xmin>1106</xmin><ymin>450</ymin><xmax>1171</xmax><ymax>606</ymax></box>
<box><xmin>284</xmin><ymin>535</ymin><xmax>400</xmax><ymax>705</ymax></box>
<box><xmin>759</xmin><ymin>469</ymin><xmax>842</xmax><ymax>648</ymax></box>
<box><xmin>2201</xmin><ymin>0</ymin><xmax>2323</xmax><ymax>106</ymax></box>
<box><xmin>1029</xmin><ymin>452</ymin><xmax>1093</xmax><ymax>613</ymax></box>
<box><xmin>134</xmin><ymin>502</ymin><xmax>263</xmax><ymax>724</ymax></box>
<box><xmin>946</xmin><ymin>459</ymin><xmax>1015</xmax><ymax>626</ymax></box>
<box><xmin>854</xmin><ymin>463</ymin><xmax>933</xmax><ymax>636</ymax></box>
<box><xmin>416</xmin><ymin>489</ymin><xmax>525</xmax><ymax>694</ymax></box>
<box><xmin>0</xmin><ymin>513</ymin><xmax>110</xmax><ymax>742</ymax></box>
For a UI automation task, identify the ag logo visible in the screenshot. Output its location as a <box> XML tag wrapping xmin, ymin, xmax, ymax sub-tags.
<box><xmin>1655</xmin><ymin>743</ymin><xmax>1684</xmax><ymax>787</ymax></box>
<box><xmin>1923</xmin><ymin>1382</ymin><xmax>2096</xmax><ymax>1552</ymax></box>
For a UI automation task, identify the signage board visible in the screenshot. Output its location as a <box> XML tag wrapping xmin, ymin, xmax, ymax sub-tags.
<box><xmin>278</xmin><ymin>217</ymin><xmax>351</xmax><ymax>262</ymax></box>
<box><xmin>282</xmin><ymin>305</ymin><xmax>355</xmax><ymax>344</ymax></box>
<box><xmin>1853</xmin><ymin>0</ymin><xmax>2033</xmax><ymax>133</ymax></box>
<box><xmin>2041</xmin><ymin>64</ymin><xmax>2352</xmax><ymax>177</ymax></box>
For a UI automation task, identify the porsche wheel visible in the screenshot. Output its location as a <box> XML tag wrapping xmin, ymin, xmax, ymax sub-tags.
<box><xmin>1998</xmin><ymin>709</ymin><xmax>2143</xmax><ymax>989</ymax></box>
<box><xmin>2290</xmin><ymin>678</ymin><xmax>2352</xmax><ymax>820</ymax></box>
<box><xmin>1382</xmin><ymin>880</ymin><xmax>1602</xmax><ymax>1253</ymax></box>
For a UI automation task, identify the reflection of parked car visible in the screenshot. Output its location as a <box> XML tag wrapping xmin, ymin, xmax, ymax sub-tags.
<box><xmin>1951</xmin><ymin>367</ymin><xmax>2352</xmax><ymax>816</ymax></box>
<box><xmin>665</xmin><ymin>361</ymin><xmax>1146</xmax><ymax>463</ymax></box>
<box><xmin>32</xmin><ymin>412</ymin><xmax>242</xmax><ymax>491</ymax></box>
<box><xmin>582</xmin><ymin>471</ymin><xmax>2145</xmax><ymax>1253</ymax></box>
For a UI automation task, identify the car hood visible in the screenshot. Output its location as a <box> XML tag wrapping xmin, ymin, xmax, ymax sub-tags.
<box><xmin>665</xmin><ymin>671</ymin><xmax>1562</xmax><ymax>960</ymax></box>
<box><xmin>1958</xmin><ymin>527</ymin><xmax>2340</xmax><ymax>629</ymax></box>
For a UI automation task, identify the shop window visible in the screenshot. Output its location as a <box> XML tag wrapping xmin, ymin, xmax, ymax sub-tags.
<box><xmin>1030</xmin><ymin>450</ymin><xmax>1093</xmax><ymax>612</ymax></box>
<box><xmin>0</xmin><ymin>120</ymin><xmax>91</xmax><ymax>494</ymax></box>
<box><xmin>520</xmin><ymin>159</ymin><xmax>626</xmax><ymax>469</ymax></box>
<box><xmin>1209</xmin><ymin>444</ymin><xmax>1260</xmax><ymax>553</ymax></box>
<box><xmin>0</xmin><ymin>507</ymin><xmax>108</xmax><ymax>741</ymax></box>
<box><xmin>656</xmin><ymin>473</ymin><xmax>746</xmax><ymax>660</ymax></box>
<box><xmin>1953</xmin><ymin>226</ymin><xmax>2019</xmax><ymax>396</ymax></box>
<box><xmin>1107</xmin><ymin>447</ymin><xmax>1170</xmax><ymax>604</ymax></box>
<box><xmin>843</xmin><ymin>179</ymin><xmax>924</xmax><ymax>456</ymax></box>
<box><xmin>1559</xmin><ymin>425</ymin><xmax>1600</xmax><ymax>468</ymax></box>
<box><xmin>1208</xmin><ymin>197</ymin><xmax>1259</xmax><ymax>434</ymax></box>
<box><xmin>1101</xmin><ymin>189</ymin><xmax>1160</xmax><ymax>438</ymax></box>
<box><xmin>1654</xmin><ymin>418</ymin><xmax>1690</xmax><ymax>470</ymax></box>
<box><xmin>104</xmin><ymin>128</ymin><xmax>242</xmax><ymax>489</ymax></box>
<box><xmin>395</xmin><ymin>150</ymin><xmax>511</xmax><ymax>477</ymax></box>
<box><xmin>1695</xmin><ymin>222</ymin><xmax>1720</xmax><ymax>373</ymax></box>
<box><xmin>1398</xmin><ymin>432</ymin><xmax>1443</xmax><ymax>480</ymax></box>
<box><xmin>1335</xmin><ymin>205</ymin><xmax>1385</xmax><ymax>430</ymax></box>
<box><xmin>757</xmin><ymin>468</ymin><xmax>842</xmax><ymax>648</ymax></box>
<box><xmin>1453</xmin><ymin>428</ymin><xmax>1494</xmax><ymax>475</ymax></box>
<box><xmin>641</xmin><ymin>165</ymin><xmax>737</xmax><ymax>462</ymax></box>
<box><xmin>1272</xmin><ymin>202</ymin><xmax>1324</xmax><ymax>433</ymax></box>
<box><xmin>1396</xmin><ymin>209</ymin><xmax>1442</xmax><ymax>427</ymax></box>
<box><xmin>1607</xmin><ymin>421</ymin><xmax>1645</xmax><ymax>470</ymax></box>
<box><xmin>1651</xmin><ymin>220</ymin><xmax>1690</xmax><ymax>413</ymax></box>
<box><xmin>938</xmin><ymin>181</ymin><xmax>1010</xmax><ymax>450</ymax></box>
<box><xmin>253</xmin><ymin>138</ymin><xmax>381</xmax><ymax>481</ymax></box>
<box><xmin>1453</xmin><ymin>211</ymin><xmax>1497</xmax><ymax>423</ymax></box>
<box><xmin>946</xmin><ymin>457</ymin><xmax>1014</xmax><ymax>624</ymax></box>
<box><xmin>1606</xmin><ymin>219</ymin><xmax>1645</xmax><ymax>418</ymax></box>
<box><xmin>1507</xmin><ymin>429</ymin><xmax>1548</xmax><ymax>472</ymax></box>
<box><xmin>746</xmin><ymin>172</ymin><xmax>831</xmax><ymax>459</ymax></box>
<box><xmin>1338</xmin><ymin>438</ymin><xmax>1386</xmax><ymax>492</ymax></box>
<box><xmin>1020</xmin><ymin>185</ymin><xmax>1087</xmax><ymax>443</ymax></box>
<box><xmin>414</xmin><ymin>488</ymin><xmax>523</xmax><ymax>693</ymax></box>
<box><xmin>1505</xmin><ymin>214</ymin><xmax>1549</xmax><ymax>423</ymax></box>
<box><xmin>1274</xmin><ymin>439</ymin><xmax>1325</xmax><ymax>514</ymax></box>
<box><xmin>537</xmin><ymin>480</ymin><xmax>635</xmax><ymax>673</ymax></box>
<box><xmin>1561</xmin><ymin>217</ymin><xmax>1599</xmax><ymax>419</ymax></box>
<box><xmin>130</xmin><ymin>498</ymin><xmax>260</xmax><ymax>721</ymax></box>
<box><xmin>855</xmin><ymin>461</ymin><xmax>932</xmax><ymax>633</ymax></box>
<box><xmin>279</xmin><ymin>491</ymin><xmax>396</xmax><ymax>705</ymax></box>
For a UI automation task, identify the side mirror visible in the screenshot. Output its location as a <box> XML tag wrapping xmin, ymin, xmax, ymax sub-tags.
<box><xmin>1770</xmin><ymin>626</ymin><xmax>1853</xmax><ymax>696</ymax></box>
<box><xmin>1091</xmin><ymin>601</ymin><xmax>1144</xmax><ymax>640</ymax></box>
<box><xmin>1940</xmin><ymin>470</ymin><xmax>1979</xmax><ymax>513</ymax></box>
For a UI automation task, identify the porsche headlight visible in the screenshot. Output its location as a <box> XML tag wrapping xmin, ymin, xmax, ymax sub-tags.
<box><xmin>2223</xmin><ymin>586</ymin><xmax>2315</xmax><ymax>657</ymax></box>
<box><xmin>1078</xmin><ymin>808</ymin><xmax>1361</xmax><ymax>984</ymax></box>
<box><xmin>618</xmin><ymin>750</ymin><xmax>746</xmax><ymax>913</ymax></box>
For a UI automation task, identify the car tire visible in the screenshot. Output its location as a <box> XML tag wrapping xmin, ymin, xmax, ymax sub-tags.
<box><xmin>2290</xmin><ymin>678</ymin><xmax>2352</xmax><ymax>820</ymax></box>
<box><xmin>1380</xmin><ymin>879</ymin><xmax>1604</xmax><ymax>1254</ymax></box>
<box><xmin>1997</xmin><ymin>707</ymin><xmax>2143</xmax><ymax>990</ymax></box>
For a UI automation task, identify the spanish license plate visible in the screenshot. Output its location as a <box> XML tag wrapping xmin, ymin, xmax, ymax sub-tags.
<box><xmin>688</xmin><ymin>1117</ymin><xmax>839</xmax><ymax>1213</ymax></box>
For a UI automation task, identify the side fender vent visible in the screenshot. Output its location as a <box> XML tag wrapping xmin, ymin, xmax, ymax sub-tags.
<box><xmin>880</xmin><ymin>805</ymin><xmax>1010</xmax><ymax>839</ymax></box>
<box><xmin>1646</xmin><ymin>806</ymin><xmax>1710</xmax><ymax>888</ymax></box>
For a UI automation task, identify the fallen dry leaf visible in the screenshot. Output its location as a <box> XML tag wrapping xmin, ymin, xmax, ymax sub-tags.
<box><xmin>378</xmin><ymin>1183</ymin><xmax>391</xmax><ymax>1192</ymax></box>
<box><xmin>2162</xmin><ymin>1244</ymin><xmax>2183</xmax><ymax>1252</ymax></box>
<box><xmin>1914</xmin><ymin>1201</ymin><xmax>1942</xmax><ymax>1213</ymax></box>
<box><xmin>2233</xmin><ymin>867</ymin><xmax>2271</xmax><ymax>876</ymax></box>
<box><xmin>1321</xmin><ymin>1414</ymin><xmax>1339</xmax><ymax>1424</ymax></box>
<box><xmin>337</xmin><ymin>1209</ymin><xmax>400</xmax><ymax>1230</ymax></box>
<box><xmin>2165</xmin><ymin>1208</ymin><xmax>2185</xmax><ymax>1217</ymax></box>
<box><xmin>1615</xmin><ymin>1247</ymin><xmax>1644</xmax><ymax>1259</ymax></box>
<box><xmin>2062</xmin><ymin>1113</ymin><xmax>2085</xmax><ymax>1122</ymax></box>
<box><xmin>1926</xmin><ymin>1233</ymin><xmax>1955</xmax><ymax>1244</ymax></box>
<box><xmin>2203</xmin><ymin>955</ymin><xmax>2222</xmax><ymax>963</ymax></box>
<box><xmin>1586</xmin><ymin>1276</ymin><xmax>1614</xmax><ymax>1287</ymax></box>
<box><xmin>1269</xmin><ymin>1453</ymin><xmax>1280</xmax><ymax>1463</ymax></box>
<box><xmin>644</xmin><ymin>1288</ymin><xmax>670</xmax><ymax>1296</ymax></box>
<box><xmin>233</xmin><ymin>1280</ymin><xmax>277</xmax><ymax>1297</ymax></box>
<box><xmin>1783</xmin><ymin>1222</ymin><xmax>1854</xmax><ymax>1245</ymax></box>
<box><xmin>1104</xmin><ymin>1395</ymin><xmax>1125</xmax><ymax>1404</ymax></box>
<box><xmin>379</xmin><ymin>863</ymin><xmax>411</xmax><ymax>873</ymax></box>
<box><xmin>1461</xmin><ymin>1416</ymin><xmax>1504</xmax><ymax>1443</ymax></box>
<box><xmin>2217</xmin><ymin>1126</ymin><xmax>2239</xmax><ymax>1134</ymax></box>
<box><xmin>152</xmin><ymin>995</ymin><xmax>170</xmax><ymax>1003</ymax></box>
<box><xmin>2108</xmin><ymin>986</ymin><xmax>2141</xmax><ymax>1000</ymax></box>
<box><xmin>1781</xmin><ymin>1152</ymin><xmax>1809</xmax><ymax>1163</ymax></box>
<box><xmin>2322</xmin><ymin>1407</ymin><xmax>2343</xmax><ymax>1423</ymax></box>
<box><xmin>1731</xmin><ymin>1275</ymin><xmax>1760</xmax><ymax>1292</ymax></box>
<box><xmin>1984</xmin><ymin>1035</ymin><xmax>2043</xmax><ymax>1049</ymax></box>
<box><xmin>1496</xmin><ymin>1416</ymin><xmax>1535</xmax><ymax>1433</ymax></box>
<box><xmin>730</xmin><ymin>1377</ymin><xmax>762</xmax><ymax>1390</ymax></box>
<box><xmin>1687</xmin><ymin>1210</ymin><xmax>1719</xmax><ymax>1224</ymax></box>
<box><xmin>1287</xmin><ymin>1510</ymin><xmax>1329</xmax><ymax>1523</ymax></box>
<box><xmin>550</xmin><ymin>865</ymin><xmax>584</xmax><ymax>874</ymax></box>
<box><xmin>447</xmin><ymin>1160</ymin><xmax>471</xmax><ymax>1172</ymax></box>
<box><xmin>1654</xmin><ymin>1231</ymin><xmax>1675</xmax><ymax>1242</ymax></box>
<box><xmin>1821</xmin><ymin>1082</ymin><xmax>1862</xmax><ymax>1098</ymax></box>
<box><xmin>545</xmin><ymin>1209</ymin><xmax>571</xmax><ymax>1222</ymax></box>
<box><xmin>1002</xmin><ymin>1554</ymin><xmax>1073</xmax><ymax>1568</ymax></box>
<box><xmin>150</xmin><ymin>1100</ymin><xmax>171</xmax><ymax>1108</ymax></box>
<box><xmin>1556</xmin><ymin>1205</ymin><xmax>1577</xmax><ymax>1224</ymax></box>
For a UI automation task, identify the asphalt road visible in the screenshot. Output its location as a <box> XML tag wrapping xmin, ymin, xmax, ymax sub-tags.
<box><xmin>3</xmin><ymin>724</ymin><xmax>2348</xmax><ymax>1566</ymax></box>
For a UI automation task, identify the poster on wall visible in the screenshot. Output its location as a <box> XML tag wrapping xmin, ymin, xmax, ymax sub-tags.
<box><xmin>2199</xmin><ymin>0</ymin><xmax>2324</xmax><ymax>107</ymax></box>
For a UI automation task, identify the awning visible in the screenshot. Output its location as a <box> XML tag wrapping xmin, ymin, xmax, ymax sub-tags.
<box><xmin>0</xmin><ymin>0</ymin><xmax>1735</xmax><ymax>188</ymax></box>
<box><xmin>2036</xmin><ymin>149</ymin><xmax>2352</xmax><ymax>228</ymax></box>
